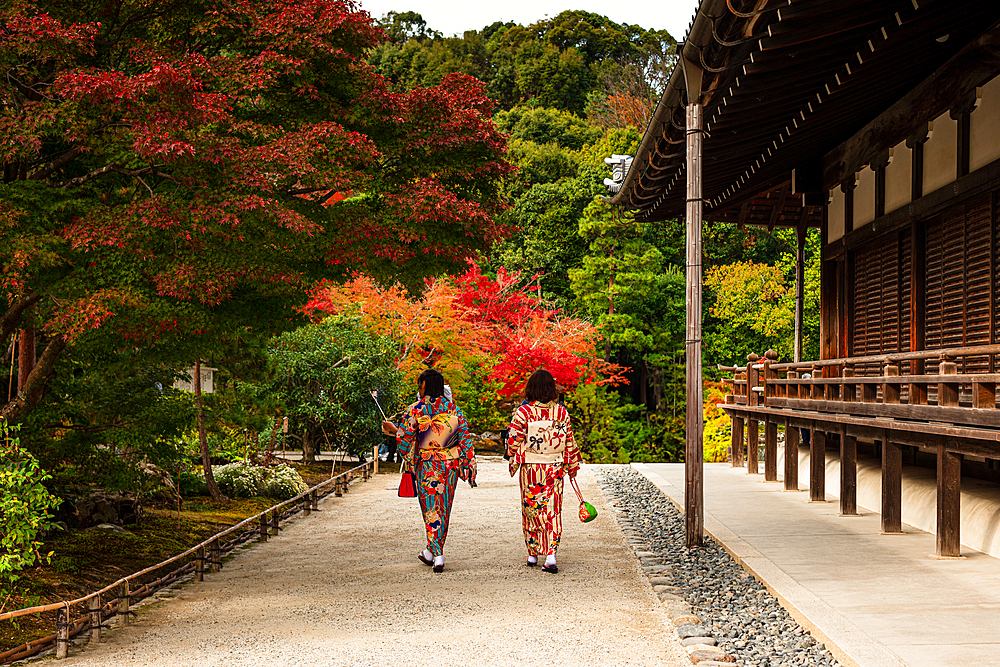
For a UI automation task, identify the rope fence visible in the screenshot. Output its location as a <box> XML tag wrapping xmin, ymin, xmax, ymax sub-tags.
<box><xmin>0</xmin><ymin>457</ymin><xmax>376</xmax><ymax>664</ymax></box>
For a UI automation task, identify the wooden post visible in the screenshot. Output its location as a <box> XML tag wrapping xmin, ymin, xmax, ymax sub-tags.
<box><xmin>373</xmin><ymin>445</ymin><xmax>379</xmax><ymax>476</ymax></box>
<box><xmin>196</xmin><ymin>547</ymin><xmax>205</xmax><ymax>580</ymax></box>
<box><xmin>842</xmin><ymin>363</ymin><xmax>856</xmax><ymax>402</ymax></box>
<box><xmin>211</xmin><ymin>537</ymin><xmax>221</xmax><ymax>572</ymax></box>
<box><xmin>936</xmin><ymin>441</ymin><xmax>962</xmax><ymax>557</ymax></box>
<box><xmin>939</xmin><ymin>356</ymin><xmax>959</xmax><ymax>406</ymax></box>
<box><xmin>809</xmin><ymin>429</ymin><xmax>826</xmax><ymax>502</ymax></box>
<box><xmin>679</xmin><ymin>56</ymin><xmax>705</xmax><ymax>548</ymax></box>
<box><xmin>840</xmin><ymin>425</ymin><xmax>858</xmax><ymax>516</ymax></box>
<box><xmin>882</xmin><ymin>431</ymin><xmax>903</xmax><ymax>533</ymax></box>
<box><xmin>764</xmin><ymin>416</ymin><xmax>778</xmax><ymax>482</ymax></box>
<box><xmin>747</xmin><ymin>418</ymin><xmax>759</xmax><ymax>474</ymax></box>
<box><xmin>259</xmin><ymin>514</ymin><xmax>268</xmax><ymax>542</ymax></box>
<box><xmin>89</xmin><ymin>595</ymin><xmax>101</xmax><ymax>645</ymax></box>
<box><xmin>310</xmin><ymin>490</ymin><xmax>318</xmax><ymax>511</ymax></box>
<box><xmin>118</xmin><ymin>581</ymin><xmax>130</xmax><ymax>625</ymax></box>
<box><xmin>731</xmin><ymin>415</ymin><xmax>744</xmax><ymax>467</ymax></box>
<box><xmin>56</xmin><ymin>605</ymin><xmax>69</xmax><ymax>659</ymax></box>
<box><xmin>784</xmin><ymin>417</ymin><xmax>799</xmax><ymax>491</ymax></box>
<box><xmin>302</xmin><ymin>495</ymin><xmax>311</xmax><ymax>516</ymax></box>
<box><xmin>270</xmin><ymin>510</ymin><xmax>279</xmax><ymax>536</ymax></box>
<box><xmin>883</xmin><ymin>361</ymin><xmax>900</xmax><ymax>404</ymax></box>
<box><xmin>972</xmin><ymin>379</ymin><xmax>997</xmax><ymax>408</ymax></box>
<box><xmin>795</xmin><ymin>224</ymin><xmax>806</xmax><ymax>362</ymax></box>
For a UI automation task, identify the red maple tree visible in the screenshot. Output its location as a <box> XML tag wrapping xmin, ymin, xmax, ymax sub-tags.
<box><xmin>0</xmin><ymin>0</ymin><xmax>513</xmax><ymax>421</ymax></box>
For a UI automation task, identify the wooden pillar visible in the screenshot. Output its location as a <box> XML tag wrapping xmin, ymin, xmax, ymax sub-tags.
<box><xmin>840</xmin><ymin>426</ymin><xmax>858</xmax><ymax>516</ymax></box>
<box><xmin>764</xmin><ymin>416</ymin><xmax>778</xmax><ymax>482</ymax></box>
<box><xmin>259</xmin><ymin>514</ymin><xmax>268</xmax><ymax>542</ymax></box>
<box><xmin>795</xmin><ymin>224</ymin><xmax>807</xmax><ymax>362</ymax></box>
<box><xmin>809</xmin><ymin>429</ymin><xmax>826</xmax><ymax>502</ymax></box>
<box><xmin>373</xmin><ymin>445</ymin><xmax>379</xmax><ymax>476</ymax></box>
<box><xmin>310</xmin><ymin>490</ymin><xmax>318</xmax><ymax>511</ymax></box>
<box><xmin>89</xmin><ymin>595</ymin><xmax>101</xmax><ymax>645</ymax></box>
<box><xmin>936</xmin><ymin>442</ymin><xmax>962</xmax><ymax>557</ymax></box>
<box><xmin>681</xmin><ymin>59</ymin><xmax>705</xmax><ymax>548</ymax></box>
<box><xmin>302</xmin><ymin>495</ymin><xmax>311</xmax><ymax>516</ymax></box>
<box><xmin>881</xmin><ymin>432</ymin><xmax>903</xmax><ymax>533</ymax></box>
<box><xmin>731</xmin><ymin>415</ymin><xmax>745</xmax><ymax>467</ymax></box>
<box><xmin>270</xmin><ymin>510</ymin><xmax>279</xmax><ymax>536</ymax></box>
<box><xmin>747</xmin><ymin>418</ymin><xmax>759</xmax><ymax>474</ymax></box>
<box><xmin>784</xmin><ymin>417</ymin><xmax>799</xmax><ymax>491</ymax></box>
<box><xmin>196</xmin><ymin>547</ymin><xmax>205</xmax><ymax>581</ymax></box>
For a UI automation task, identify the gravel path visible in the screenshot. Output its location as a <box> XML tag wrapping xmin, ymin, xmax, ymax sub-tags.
<box><xmin>599</xmin><ymin>467</ymin><xmax>841</xmax><ymax>667</ymax></box>
<box><xmin>56</xmin><ymin>460</ymin><xmax>688</xmax><ymax>667</ymax></box>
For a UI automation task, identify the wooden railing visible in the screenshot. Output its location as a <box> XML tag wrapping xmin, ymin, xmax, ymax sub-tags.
<box><xmin>721</xmin><ymin>344</ymin><xmax>1000</xmax><ymax>435</ymax></box>
<box><xmin>0</xmin><ymin>459</ymin><xmax>376</xmax><ymax>664</ymax></box>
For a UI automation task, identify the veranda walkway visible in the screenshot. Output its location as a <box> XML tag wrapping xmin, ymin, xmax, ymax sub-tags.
<box><xmin>636</xmin><ymin>462</ymin><xmax>1000</xmax><ymax>667</ymax></box>
<box><xmin>55</xmin><ymin>459</ymin><xmax>688</xmax><ymax>667</ymax></box>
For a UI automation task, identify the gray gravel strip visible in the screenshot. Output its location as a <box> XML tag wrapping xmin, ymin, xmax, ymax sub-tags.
<box><xmin>598</xmin><ymin>467</ymin><xmax>842</xmax><ymax>667</ymax></box>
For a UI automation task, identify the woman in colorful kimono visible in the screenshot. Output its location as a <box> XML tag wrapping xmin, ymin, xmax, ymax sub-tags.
<box><xmin>506</xmin><ymin>368</ymin><xmax>581</xmax><ymax>574</ymax></box>
<box><xmin>397</xmin><ymin>369</ymin><xmax>477</xmax><ymax>573</ymax></box>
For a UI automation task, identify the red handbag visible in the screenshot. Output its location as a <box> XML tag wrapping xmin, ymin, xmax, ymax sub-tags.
<box><xmin>398</xmin><ymin>470</ymin><xmax>417</xmax><ymax>498</ymax></box>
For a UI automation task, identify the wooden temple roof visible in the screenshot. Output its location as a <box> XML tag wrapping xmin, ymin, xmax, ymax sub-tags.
<box><xmin>610</xmin><ymin>0</ymin><xmax>1000</xmax><ymax>227</ymax></box>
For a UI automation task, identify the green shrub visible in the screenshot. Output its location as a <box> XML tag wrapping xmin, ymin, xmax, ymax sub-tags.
<box><xmin>1</xmin><ymin>420</ymin><xmax>61</xmax><ymax>585</ymax></box>
<box><xmin>213</xmin><ymin>461</ymin><xmax>265</xmax><ymax>498</ymax></box>
<box><xmin>178</xmin><ymin>470</ymin><xmax>209</xmax><ymax>497</ymax></box>
<box><xmin>263</xmin><ymin>465</ymin><xmax>307</xmax><ymax>500</ymax></box>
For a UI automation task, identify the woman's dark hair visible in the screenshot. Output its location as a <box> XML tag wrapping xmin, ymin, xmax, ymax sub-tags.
<box><xmin>417</xmin><ymin>368</ymin><xmax>445</xmax><ymax>399</ymax></box>
<box><xmin>524</xmin><ymin>369</ymin><xmax>558</xmax><ymax>403</ymax></box>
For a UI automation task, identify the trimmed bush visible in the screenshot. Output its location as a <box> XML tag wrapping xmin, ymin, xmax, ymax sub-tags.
<box><xmin>213</xmin><ymin>461</ymin><xmax>265</xmax><ymax>498</ymax></box>
<box><xmin>264</xmin><ymin>465</ymin><xmax>308</xmax><ymax>500</ymax></box>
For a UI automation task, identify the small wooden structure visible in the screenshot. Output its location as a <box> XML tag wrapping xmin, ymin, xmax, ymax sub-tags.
<box><xmin>608</xmin><ymin>0</ymin><xmax>1000</xmax><ymax>556</ymax></box>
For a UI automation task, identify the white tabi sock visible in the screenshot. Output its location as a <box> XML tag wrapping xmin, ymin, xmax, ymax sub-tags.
<box><xmin>422</xmin><ymin>549</ymin><xmax>433</xmax><ymax>562</ymax></box>
<box><xmin>433</xmin><ymin>555</ymin><xmax>444</xmax><ymax>567</ymax></box>
<box><xmin>527</xmin><ymin>555</ymin><xmax>538</xmax><ymax>565</ymax></box>
<box><xmin>544</xmin><ymin>555</ymin><xmax>556</xmax><ymax>568</ymax></box>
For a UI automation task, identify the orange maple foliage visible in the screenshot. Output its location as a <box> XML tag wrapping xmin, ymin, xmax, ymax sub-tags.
<box><xmin>304</xmin><ymin>266</ymin><xmax>628</xmax><ymax>401</ymax></box>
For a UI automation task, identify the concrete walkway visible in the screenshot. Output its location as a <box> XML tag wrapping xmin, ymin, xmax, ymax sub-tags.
<box><xmin>635</xmin><ymin>462</ymin><xmax>1000</xmax><ymax>667</ymax></box>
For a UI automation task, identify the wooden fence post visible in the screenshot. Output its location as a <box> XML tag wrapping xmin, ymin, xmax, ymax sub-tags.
<box><xmin>270</xmin><ymin>511</ymin><xmax>279</xmax><ymax>537</ymax></box>
<box><xmin>310</xmin><ymin>490</ymin><xmax>318</xmax><ymax>511</ymax></box>
<box><xmin>56</xmin><ymin>605</ymin><xmax>69</xmax><ymax>659</ymax></box>
<box><xmin>259</xmin><ymin>514</ymin><xmax>268</xmax><ymax>542</ymax></box>
<box><xmin>302</xmin><ymin>495</ymin><xmax>311</xmax><ymax>516</ymax></box>
<box><xmin>373</xmin><ymin>445</ymin><xmax>379</xmax><ymax>476</ymax></box>
<box><xmin>335</xmin><ymin>477</ymin><xmax>343</xmax><ymax>497</ymax></box>
<box><xmin>118</xmin><ymin>581</ymin><xmax>130</xmax><ymax>625</ymax></box>
<box><xmin>89</xmin><ymin>595</ymin><xmax>101</xmax><ymax>645</ymax></box>
<box><xmin>196</xmin><ymin>547</ymin><xmax>205</xmax><ymax>580</ymax></box>
<box><xmin>210</xmin><ymin>538</ymin><xmax>221</xmax><ymax>572</ymax></box>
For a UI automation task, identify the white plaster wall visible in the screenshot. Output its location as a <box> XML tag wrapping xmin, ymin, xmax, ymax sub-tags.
<box><xmin>854</xmin><ymin>166</ymin><xmax>876</xmax><ymax>228</ymax></box>
<box><xmin>971</xmin><ymin>75</ymin><xmax>1000</xmax><ymax>172</ymax></box>
<box><xmin>923</xmin><ymin>113</ymin><xmax>958</xmax><ymax>195</ymax></box>
<box><xmin>827</xmin><ymin>188</ymin><xmax>845</xmax><ymax>242</ymax></box>
<box><xmin>776</xmin><ymin>445</ymin><xmax>1000</xmax><ymax>558</ymax></box>
<box><xmin>884</xmin><ymin>143</ymin><xmax>911</xmax><ymax>215</ymax></box>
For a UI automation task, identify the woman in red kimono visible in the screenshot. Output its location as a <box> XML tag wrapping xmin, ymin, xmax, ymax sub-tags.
<box><xmin>505</xmin><ymin>369</ymin><xmax>582</xmax><ymax>574</ymax></box>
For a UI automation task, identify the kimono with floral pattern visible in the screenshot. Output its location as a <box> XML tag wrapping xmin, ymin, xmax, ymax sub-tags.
<box><xmin>506</xmin><ymin>401</ymin><xmax>581</xmax><ymax>557</ymax></box>
<box><xmin>397</xmin><ymin>396</ymin><xmax>476</xmax><ymax>557</ymax></box>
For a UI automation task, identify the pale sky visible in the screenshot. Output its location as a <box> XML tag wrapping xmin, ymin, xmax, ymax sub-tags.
<box><xmin>355</xmin><ymin>0</ymin><xmax>694</xmax><ymax>41</ymax></box>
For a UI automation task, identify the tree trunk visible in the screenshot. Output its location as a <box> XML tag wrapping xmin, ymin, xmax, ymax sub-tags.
<box><xmin>194</xmin><ymin>360</ymin><xmax>225</xmax><ymax>502</ymax></box>
<box><xmin>302</xmin><ymin>425</ymin><xmax>317</xmax><ymax>464</ymax></box>
<box><xmin>1</xmin><ymin>335</ymin><xmax>66</xmax><ymax>422</ymax></box>
<box><xmin>17</xmin><ymin>327</ymin><xmax>35</xmax><ymax>392</ymax></box>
